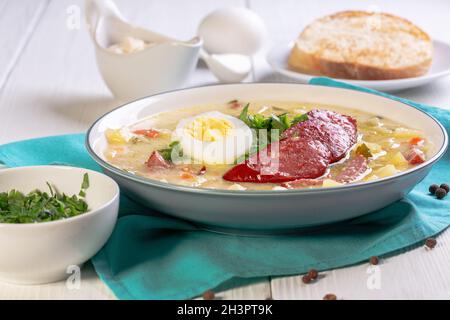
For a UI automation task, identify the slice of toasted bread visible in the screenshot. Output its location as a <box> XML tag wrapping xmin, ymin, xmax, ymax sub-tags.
<box><xmin>288</xmin><ymin>11</ymin><xmax>433</xmax><ymax>80</ymax></box>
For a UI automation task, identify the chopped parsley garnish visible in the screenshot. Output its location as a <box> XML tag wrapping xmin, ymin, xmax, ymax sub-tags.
<box><xmin>158</xmin><ymin>141</ymin><xmax>183</xmax><ymax>161</ymax></box>
<box><xmin>239</xmin><ymin>103</ymin><xmax>308</xmax><ymax>136</ymax></box>
<box><xmin>0</xmin><ymin>173</ymin><xmax>90</xmax><ymax>224</ymax></box>
<box><xmin>236</xmin><ymin>104</ymin><xmax>309</xmax><ymax>162</ymax></box>
<box><xmin>355</xmin><ymin>143</ymin><xmax>373</xmax><ymax>158</ymax></box>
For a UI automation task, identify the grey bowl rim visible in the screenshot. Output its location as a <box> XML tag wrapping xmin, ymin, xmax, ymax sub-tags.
<box><xmin>85</xmin><ymin>82</ymin><xmax>449</xmax><ymax>196</ymax></box>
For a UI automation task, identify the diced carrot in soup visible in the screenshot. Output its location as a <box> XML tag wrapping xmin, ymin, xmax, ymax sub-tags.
<box><xmin>180</xmin><ymin>172</ymin><xmax>195</xmax><ymax>180</ymax></box>
<box><xmin>409</xmin><ymin>137</ymin><xmax>424</xmax><ymax>146</ymax></box>
<box><xmin>134</xmin><ymin>129</ymin><xmax>160</xmax><ymax>138</ymax></box>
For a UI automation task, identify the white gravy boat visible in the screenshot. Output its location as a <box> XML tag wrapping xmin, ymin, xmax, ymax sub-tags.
<box><xmin>85</xmin><ymin>0</ymin><xmax>202</xmax><ymax>100</ymax></box>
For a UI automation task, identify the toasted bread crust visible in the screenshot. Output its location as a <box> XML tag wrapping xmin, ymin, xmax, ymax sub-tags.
<box><xmin>288</xmin><ymin>44</ymin><xmax>433</xmax><ymax>80</ymax></box>
<box><xmin>288</xmin><ymin>11</ymin><xmax>433</xmax><ymax>80</ymax></box>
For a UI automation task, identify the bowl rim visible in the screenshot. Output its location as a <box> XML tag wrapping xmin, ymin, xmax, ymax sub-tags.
<box><xmin>0</xmin><ymin>165</ymin><xmax>120</xmax><ymax>228</ymax></box>
<box><xmin>86</xmin><ymin>82</ymin><xmax>449</xmax><ymax>196</ymax></box>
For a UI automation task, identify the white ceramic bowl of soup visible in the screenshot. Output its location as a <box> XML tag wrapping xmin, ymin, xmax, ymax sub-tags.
<box><xmin>0</xmin><ymin>166</ymin><xmax>119</xmax><ymax>284</ymax></box>
<box><xmin>86</xmin><ymin>84</ymin><xmax>447</xmax><ymax>232</ymax></box>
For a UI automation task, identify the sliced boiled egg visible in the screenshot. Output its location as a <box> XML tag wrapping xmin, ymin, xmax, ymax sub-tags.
<box><xmin>174</xmin><ymin>111</ymin><xmax>253</xmax><ymax>164</ymax></box>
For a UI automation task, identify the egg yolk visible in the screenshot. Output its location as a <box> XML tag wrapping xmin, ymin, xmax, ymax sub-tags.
<box><xmin>185</xmin><ymin>117</ymin><xmax>233</xmax><ymax>142</ymax></box>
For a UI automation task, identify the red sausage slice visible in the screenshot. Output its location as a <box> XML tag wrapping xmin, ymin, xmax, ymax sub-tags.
<box><xmin>307</xmin><ymin>109</ymin><xmax>357</xmax><ymax>139</ymax></box>
<box><xmin>335</xmin><ymin>155</ymin><xmax>369</xmax><ymax>183</ymax></box>
<box><xmin>223</xmin><ymin>137</ymin><xmax>330</xmax><ymax>183</ymax></box>
<box><xmin>283</xmin><ymin>155</ymin><xmax>369</xmax><ymax>187</ymax></box>
<box><xmin>283</xmin><ymin>109</ymin><xmax>357</xmax><ymax>163</ymax></box>
<box><xmin>223</xmin><ymin>109</ymin><xmax>358</xmax><ymax>184</ymax></box>
<box><xmin>146</xmin><ymin>151</ymin><xmax>172</xmax><ymax>170</ymax></box>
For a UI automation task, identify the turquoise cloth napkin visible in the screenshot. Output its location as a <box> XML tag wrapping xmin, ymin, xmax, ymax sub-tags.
<box><xmin>0</xmin><ymin>78</ymin><xmax>449</xmax><ymax>300</ymax></box>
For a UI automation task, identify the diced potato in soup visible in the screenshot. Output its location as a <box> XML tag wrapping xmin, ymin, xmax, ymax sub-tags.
<box><xmin>103</xmin><ymin>101</ymin><xmax>430</xmax><ymax>190</ymax></box>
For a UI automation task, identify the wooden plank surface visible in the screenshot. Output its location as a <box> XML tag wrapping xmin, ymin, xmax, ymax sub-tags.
<box><xmin>0</xmin><ymin>0</ymin><xmax>49</xmax><ymax>90</ymax></box>
<box><xmin>0</xmin><ymin>0</ymin><xmax>270</xmax><ymax>300</ymax></box>
<box><xmin>0</xmin><ymin>0</ymin><xmax>449</xmax><ymax>300</ymax></box>
<box><xmin>249</xmin><ymin>0</ymin><xmax>450</xmax><ymax>300</ymax></box>
<box><xmin>271</xmin><ymin>231</ymin><xmax>450</xmax><ymax>300</ymax></box>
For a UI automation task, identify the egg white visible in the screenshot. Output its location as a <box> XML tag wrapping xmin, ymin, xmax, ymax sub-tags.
<box><xmin>174</xmin><ymin>111</ymin><xmax>253</xmax><ymax>164</ymax></box>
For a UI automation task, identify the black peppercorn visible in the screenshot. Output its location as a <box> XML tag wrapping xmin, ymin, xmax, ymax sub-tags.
<box><xmin>435</xmin><ymin>188</ymin><xmax>447</xmax><ymax>199</ymax></box>
<box><xmin>429</xmin><ymin>184</ymin><xmax>439</xmax><ymax>194</ymax></box>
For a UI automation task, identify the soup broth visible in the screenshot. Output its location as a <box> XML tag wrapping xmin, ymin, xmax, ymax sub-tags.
<box><xmin>103</xmin><ymin>101</ymin><xmax>429</xmax><ymax>190</ymax></box>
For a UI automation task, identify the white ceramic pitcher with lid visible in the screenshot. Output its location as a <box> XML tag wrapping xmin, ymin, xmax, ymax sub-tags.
<box><xmin>85</xmin><ymin>0</ymin><xmax>202</xmax><ymax>100</ymax></box>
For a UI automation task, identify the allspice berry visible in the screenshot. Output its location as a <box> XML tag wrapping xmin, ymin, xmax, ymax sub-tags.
<box><xmin>323</xmin><ymin>293</ymin><xmax>337</xmax><ymax>300</ymax></box>
<box><xmin>425</xmin><ymin>238</ymin><xmax>437</xmax><ymax>249</ymax></box>
<box><xmin>202</xmin><ymin>290</ymin><xmax>215</xmax><ymax>300</ymax></box>
<box><xmin>369</xmin><ymin>256</ymin><xmax>379</xmax><ymax>265</ymax></box>
<box><xmin>307</xmin><ymin>269</ymin><xmax>319</xmax><ymax>280</ymax></box>
<box><xmin>302</xmin><ymin>275</ymin><xmax>312</xmax><ymax>284</ymax></box>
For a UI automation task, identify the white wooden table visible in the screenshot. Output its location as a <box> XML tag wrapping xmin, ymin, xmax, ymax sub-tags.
<box><xmin>1</xmin><ymin>0</ymin><xmax>450</xmax><ymax>300</ymax></box>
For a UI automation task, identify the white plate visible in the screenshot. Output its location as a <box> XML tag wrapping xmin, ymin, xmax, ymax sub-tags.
<box><xmin>267</xmin><ymin>40</ymin><xmax>450</xmax><ymax>92</ymax></box>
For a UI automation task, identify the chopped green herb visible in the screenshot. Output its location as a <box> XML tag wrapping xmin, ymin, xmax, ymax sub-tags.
<box><xmin>0</xmin><ymin>174</ymin><xmax>90</xmax><ymax>224</ymax></box>
<box><xmin>355</xmin><ymin>143</ymin><xmax>373</xmax><ymax>158</ymax></box>
<box><xmin>252</xmin><ymin>114</ymin><xmax>271</xmax><ymax>129</ymax></box>
<box><xmin>130</xmin><ymin>136</ymin><xmax>140</xmax><ymax>144</ymax></box>
<box><xmin>158</xmin><ymin>141</ymin><xmax>183</xmax><ymax>161</ymax></box>
<box><xmin>292</xmin><ymin>113</ymin><xmax>309</xmax><ymax>125</ymax></box>
<box><xmin>81</xmin><ymin>173</ymin><xmax>89</xmax><ymax>189</ymax></box>
<box><xmin>238</xmin><ymin>104</ymin><xmax>308</xmax><ymax>135</ymax></box>
<box><xmin>236</xmin><ymin>105</ymin><xmax>310</xmax><ymax>161</ymax></box>
<box><xmin>239</xmin><ymin>103</ymin><xmax>251</xmax><ymax>126</ymax></box>
<box><xmin>270</xmin><ymin>113</ymin><xmax>290</xmax><ymax>132</ymax></box>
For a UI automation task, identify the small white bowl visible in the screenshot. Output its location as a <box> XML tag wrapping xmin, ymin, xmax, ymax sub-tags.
<box><xmin>0</xmin><ymin>166</ymin><xmax>119</xmax><ymax>284</ymax></box>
